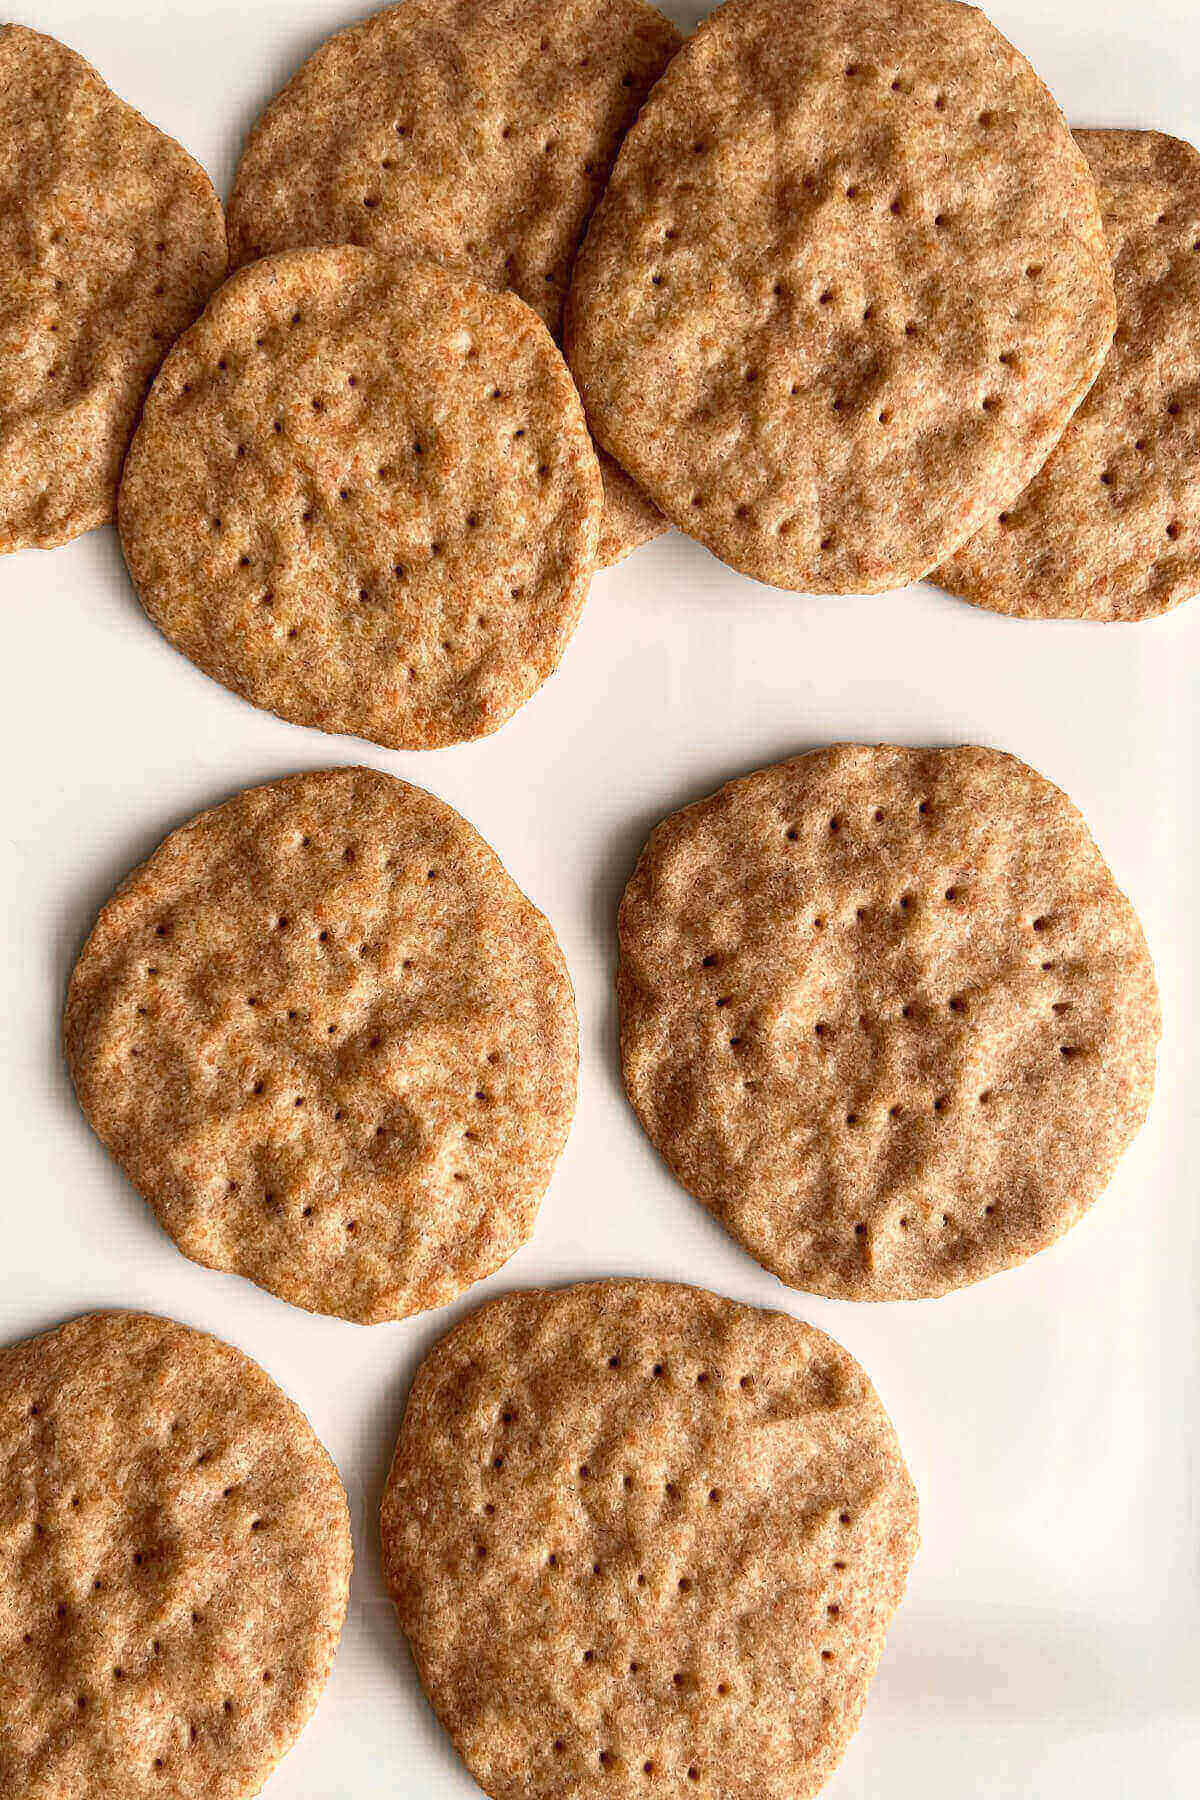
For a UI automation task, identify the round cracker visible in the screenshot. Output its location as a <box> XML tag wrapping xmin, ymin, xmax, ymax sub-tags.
<box><xmin>225</xmin><ymin>0</ymin><xmax>678</xmax><ymax>566</ymax></box>
<box><xmin>64</xmin><ymin>767</ymin><xmax>578</xmax><ymax>1323</ymax></box>
<box><xmin>0</xmin><ymin>1310</ymin><xmax>351</xmax><ymax>1800</ymax></box>
<box><xmin>0</xmin><ymin>26</ymin><xmax>226</xmax><ymax>554</ymax></box>
<box><xmin>118</xmin><ymin>249</ymin><xmax>601</xmax><ymax>750</ymax></box>
<box><xmin>938</xmin><ymin>130</ymin><xmax>1200</xmax><ymax>620</ymax></box>
<box><xmin>565</xmin><ymin>0</ymin><xmax>1116</xmax><ymax>593</ymax></box>
<box><xmin>383</xmin><ymin>1278</ymin><xmax>918</xmax><ymax>1800</ymax></box>
<box><xmin>617</xmin><ymin>746</ymin><xmax>1159</xmax><ymax>1300</ymax></box>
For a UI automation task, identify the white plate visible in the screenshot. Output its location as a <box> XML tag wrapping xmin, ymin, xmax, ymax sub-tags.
<box><xmin>2</xmin><ymin>2</ymin><xmax>1198</xmax><ymax>1793</ymax></box>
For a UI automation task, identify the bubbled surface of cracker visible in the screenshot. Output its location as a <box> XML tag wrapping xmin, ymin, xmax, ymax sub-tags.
<box><xmin>618</xmin><ymin>746</ymin><xmax>1159</xmax><ymax>1300</ymax></box>
<box><xmin>0</xmin><ymin>1310</ymin><xmax>351</xmax><ymax>1800</ymax></box>
<box><xmin>383</xmin><ymin>1278</ymin><xmax>918</xmax><ymax>1800</ymax></box>
<box><xmin>64</xmin><ymin>768</ymin><xmax>578</xmax><ymax>1323</ymax></box>
<box><xmin>0</xmin><ymin>26</ymin><xmax>226</xmax><ymax>554</ymax></box>
<box><xmin>938</xmin><ymin>131</ymin><xmax>1200</xmax><ymax>620</ymax></box>
<box><xmin>225</xmin><ymin>0</ymin><xmax>676</xmax><ymax>567</ymax></box>
<box><xmin>565</xmin><ymin>0</ymin><xmax>1116</xmax><ymax>593</ymax></box>
<box><xmin>118</xmin><ymin>249</ymin><xmax>600</xmax><ymax>750</ymax></box>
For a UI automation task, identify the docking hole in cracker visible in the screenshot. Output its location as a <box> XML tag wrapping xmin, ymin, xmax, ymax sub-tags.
<box><xmin>226</xmin><ymin>0</ymin><xmax>680</xmax><ymax>567</ymax></box>
<box><xmin>64</xmin><ymin>767</ymin><xmax>578</xmax><ymax>1323</ymax></box>
<box><xmin>617</xmin><ymin>745</ymin><xmax>1159</xmax><ymax>1299</ymax></box>
<box><xmin>938</xmin><ymin>129</ymin><xmax>1200</xmax><ymax>620</ymax></box>
<box><xmin>118</xmin><ymin>248</ymin><xmax>602</xmax><ymax>750</ymax></box>
<box><xmin>383</xmin><ymin>1278</ymin><xmax>918</xmax><ymax>1800</ymax></box>
<box><xmin>0</xmin><ymin>25</ymin><xmax>226</xmax><ymax>554</ymax></box>
<box><xmin>0</xmin><ymin>1310</ymin><xmax>351</xmax><ymax>1800</ymax></box>
<box><xmin>565</xmin><ymin>0</ymin><xmax>1116</xmax><ymax>593</ymax></box>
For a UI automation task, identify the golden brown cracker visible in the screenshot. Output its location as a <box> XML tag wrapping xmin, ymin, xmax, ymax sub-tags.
<box><xmin>64</xmin><ymin>768</ymin><xmax>578</xmax><ymax>1323</ymax></box>
<box><xmin>566</xmin><ymin>0</ymin><xmax>1116</xmax><ymax>592</ymax></box>
<box><xmin>0</xmin><ymin>25</ymin><xmax>226</xmax><ymax>553</ymax></box>
<box><xmin>383</xmin><ymin>1279</ymin><xmax>918</xmax><ymax>1800</ymax></box>
<box><xmin>618</xmin><ymin>745</ymin><xmax>1159</xmax><ymax>1299</ymax></box>
<box><xmin>118</xmin><ymin>249</ymin><xmax>601</xmax><ymax>749</ymax></box>
<box><xmin>0</xmin><ymin>1310</ymin><xmax>351</xmax><ymax>1800</ymax></box>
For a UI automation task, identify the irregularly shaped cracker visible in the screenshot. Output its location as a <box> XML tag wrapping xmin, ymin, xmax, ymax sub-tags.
<box><xmin>226</xmin><ymin>0</ymin><xmax>677</xmax><ymax>566</ymax></box>
<box><xmin>118</xmin><ymin>249</ymin><xmax>600</xmax><ymax>749</ymax></box>
<box><xmin>618</xmin><ymin>746</ymin><xmax>1159</xmax><ymax>1299</ymax></box>
<box><xmin>383</xmin><ymin>1279</ymin><xmax>918</xmax><ymax>1800</ymax></box>
<box><xmin>0</xmin><ymin>1311</ymin><xmax>351</xmax><ymax>1800</ymax></box>
<box><xmin>566</xmin><ymin>0</ymin><xmax>1116</xmax><ymax>593</ymax></box>
<box><xmin>0</xmin><ymin>25</ymin><xmax>226</xmax><ymax>554</ymax></box>
<box><xmin>64</xmin><ymin>768</ymin><xmax>578</xmax><ymax>1323</ymax></box>
<box><xmin>938</xmin><ymin>130</ymin><xmax>1200</xmax><ymax>619</ymax></box>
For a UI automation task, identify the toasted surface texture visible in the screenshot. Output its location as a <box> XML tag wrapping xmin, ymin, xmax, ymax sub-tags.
<box><xmin>565</xmin><ymin>0</ymin><xmax>1116</xmax><ymax>593</ymax></box>
<box><xmin>226</xmin><ymin>0</ymin><xmax>676</xmax><ymax>565</ymax></box>
<box><xmin>383</xmin><ymin>1279</ymin><xmax>918</xmax><ymax>1800</ymax></box>
<box><xmin>0</xmin><ymin>1311</ymin><xmax>351</xmax><ymax>1800</ymax></box>
<box><xmin>0</xmin><ymin>25</ymin><xmax>226</xmax><ymax>554</ymax></box>
<box><xmin>618</xmin><ymin>746</ymin><xmax>1159</xmax><ymax>1299</ymax></box>
<box><xmin>939</xmin><ymin>130</ymin><xmax>1200</xmax><ymax>619</ymax></box>
<box><xmin>64</xmin><ymin>768</ymin><xmax>578</xmax><ymax>1322</ymax></box>
<box><xmin>118</xmin><ymin>249</ymin><xmax>600</xmax><ymax>750</ymax></box>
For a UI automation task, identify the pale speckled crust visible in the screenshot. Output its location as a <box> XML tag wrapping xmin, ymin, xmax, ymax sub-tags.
<box><xmin>597</xmin><ymin>449</ymin><xmax>667</xmax><ymax>567</ymax></box>
<box><xmin>938</xmin><ymin>130</ymin><xmax>1200</xmax><ymax>620</ymax></box>
<box><xmin>64</xmin><ymin>768</ymin><xmax>578</xmax><ymax>1323</ymax></box>
<box><xmin>383</xmin><ymin>1279</ymin><xmax>918</xmax><ymax>1800</ymax></box>
<box><xmin>618</xmin><ymin>746</ymin><xmax>1160</xmax><ymax>1300</ymax></box>
<box><xmin>565</xmin><ymin>0</ymin><xmax>1116</xmax><ymax>593</ymax></box>
<box><xmin>0</xmin><ymin>25</ymin><xmax>226</xmax><ymax>554</ymax></box>
<box><xmin>225</xmin><ymin>0</ymin><xmax>675</xmax><ymax>566</ymax></box>
<box><xmin>118</xmin><ymin>249</ymin><xmax>601</xmax><ymax>750</ymax></box>
<box><xmin>0</xmin><ymin>1311</ymin><xmax>351</xmax><ymax>1800</ymax></box>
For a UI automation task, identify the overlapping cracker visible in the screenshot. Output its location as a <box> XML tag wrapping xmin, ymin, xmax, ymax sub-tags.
<box><xmin>0</xmin><ymin>26</ymin><xmax>226</xmax><ymax>554</ymax></box>
<box><xmin>64</xmin><ymin>768</ymin><xmax>578</xmax><ymax>1323</ymax></box>
<box><xmin>118</xmin><ymin>249</ymin><xmax>600</xmax><ymax>749</ymax></box>
<box><xmin>0</xmin><ymin>1311</ymin><xmax>351</xmax><ymax>1800</ymax></box>
<box><xmin>566</xmin><ymin>0</ymin><xmax>1116</xmax><ymax>592</ymax></box>
<box><xmin>383</xmin><ymin>1279</ymin><xmax>918</xmax><ymax>1800</ymax></box>
<box><xmin>939</xmin><ymin>130</ymin><xmax>1200</xmax><ymax>619</ymax></box>
<box><xmin>618</xmin><ymin>745</ymin><xmax>1159</xmax><ymax>1299</ymax></box>
<box><xmin>226</xmin><ymin>0</ymin><xmax>679</xmax><ymax>565</ymax></box>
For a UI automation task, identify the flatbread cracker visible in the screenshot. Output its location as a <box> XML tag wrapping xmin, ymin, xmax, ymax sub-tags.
<box><xmin>226</xmin><ymin>0</ymin><xmax>677</xmax><ymax>565</ymax></box>
<box><xmin>64</xmin><ymin>767</ymin><xmax>578</xmax><ymax>1323</ymax></box>
<box><xmin>566</xmin><ymin>0</ymin><xmax>1116</xmax><ymax>592</ymax></box>
<box><xmin>383</xmin><ymin>1279</ymin><xmax>918</xmax><ymax>1800</ymax></box>
<box><xmin>118</xmin><ymin>249</ymin><xmax>601</xmax><ymax>750</ymax></box>
<box><xmin>0</xmin><ymin>25</ymin><xmax>226</xmax><ymax>553</ymax></box>
<box><xmin>938</xmin><ymin>129</ymin><xmax>1200</xmax><ymax>619</ymax></box>
<box><xmin>618</xmin><ymin>745</ymin><xmax>1159</xmax><ymax>1299</ymax></box>
<box><xmin>0</xmin><ymin>1310</ymin><xmax>351</xmax><ymax>1800</ymax></box>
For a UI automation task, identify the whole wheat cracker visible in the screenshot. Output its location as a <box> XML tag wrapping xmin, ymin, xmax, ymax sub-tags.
<box><xmin>226</xmin><ymin>0</ymin><xmax>678</xmax><ymax>566</ymax></box>
<box><xmin>118</xmin><ymin>248</ymin><xmax>601</xmax><ymax>750</ymax></box>
<box><xmin>938</xmin><ymin>130</ymin><xmax>1200</xmax><ymax>620</ymax></box>
<box><xmin>0</xmin><ymin>1310</ymin><xmax>351</xmax><ymax>1800</ymax></box>
<box><xmin>0</xmin><ymin>25</ymin><xmax>226</xmax><ymax>554</ymax></box>
<box><xmin>618</xmin><ymin>745</ymin><xmax>1159</xmax><ymax>1300</ymax></box>
<box><xmin>383</xmin><ymin>1278</ymin><xmax>918</xmax><ymax>1800</ymax></box>
<box><xmin>565</xmin><ymin>0</ymin><xmax>1116</xmax><ymax>593</ymax></box>
<box><xmin>64</xmin><ymin>767</ymin><xmax>578</xmax><ymax>1323</ymax></box>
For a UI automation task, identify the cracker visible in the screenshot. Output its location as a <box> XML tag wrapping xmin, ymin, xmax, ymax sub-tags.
<box><xmin>118</xmin><ymin>248</ymin><xmax>601</xmax><ymax>749</ymax></box>
<box><xmin>618</xmin><ymin>745</ymin><xmax>1159</xmax><ymax>1300</ymax></box>
<box><xmin>0</xmin><ymin>1310</ymin><xmax>351</xmax><ymax>1800</ymax></box>
<box><xmin>225</xmin><ymin>0</ymin><xmax>678</xmax><ymax>566</ymax></box>
<box><xmin>938</xmin><ymin>130</ymin><xmax>1200</xmax><ymax>619</ymax></box>
<box><xmin>0</xmin><ymin>25</ymin><xmax>226</xmax><ymax>554</ymax></box>
<box><xmin>383</xmin><ymin>1278</ymin><xmax>918</xmax><ymax>1800</ymax></box>
<box><xmin>565</xmin><ymin>0</ymin><xmax>1116</xmax><ymax>593</ymax></box>
<box><xmin>64</xmin><ymin>767</ymin><xmax>578</xmax><ymax>1323</ymax></box>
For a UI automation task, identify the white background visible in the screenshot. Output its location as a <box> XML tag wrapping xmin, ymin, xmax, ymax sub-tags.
<box><xmin>2</xmin><ymin>1</ymin><xmax>1197</xmax><ymax>1793</ymax></box>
